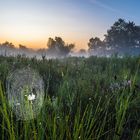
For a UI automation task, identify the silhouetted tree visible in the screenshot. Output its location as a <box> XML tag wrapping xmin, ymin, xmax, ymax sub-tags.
<box><xmin>19</xmin><ymin>44</ymin><xmax>28</xmax><ymax>50</ymax></box>
<box><xmin>88</xmin><ymin>37</ymin><xmax>103</xmax><ymax>50</ymax></box>
<box><xmin>88</xmin><ymin>37</ymin><xmax>107</xmax><ymax>56</ymax></box>
<box><xmin>104</xmin><ymin>18</ymin><xmax>140</xmax><ymax>48</ymax></box>
<box><xmin>2</xmin><ymin>41</ymin><xmax>15</xmax><ymax>49</ymax></box>
<box><xmin>47</xmin><ymin>37</ymin><xmax>75</xmax><ymax>57</ymax></box>
<box><xmin>47</xmin><ymin>37</ymin><xmax>56</xmax><ymax>49</ymax></box>
<box><xmin>0</xmin><ymin>41</ymin><xmax>15</xmax><ymax>56</ymax></box>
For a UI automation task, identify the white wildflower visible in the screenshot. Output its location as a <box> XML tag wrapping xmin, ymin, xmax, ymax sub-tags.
<box><xmin>28</xmin><ymin>93</ymin><xmax>36</xmax><ymax>101</ymax></box>
<box><xmin>89</xmin><ymin>97</ymin><xmax>92</xmax><ymax>101</ymax></box>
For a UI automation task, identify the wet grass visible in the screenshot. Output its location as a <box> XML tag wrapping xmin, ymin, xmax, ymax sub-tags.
<box><xmin>0</xmin><ymin>55</ymin><xmax>140</xmax><ymax>139</ymax></box>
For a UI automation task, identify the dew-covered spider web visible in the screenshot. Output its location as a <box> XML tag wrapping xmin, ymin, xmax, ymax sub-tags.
<box><xmin>6</xmin><ymin>67</ymin><xmax>45</xmax><ymax>120</ymax></box>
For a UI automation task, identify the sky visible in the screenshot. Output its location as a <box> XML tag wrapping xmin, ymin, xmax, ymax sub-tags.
<box><xmin>0</xmin><ymin>0</ymin><xmax>140</xmax><ymax>50</ymax></box>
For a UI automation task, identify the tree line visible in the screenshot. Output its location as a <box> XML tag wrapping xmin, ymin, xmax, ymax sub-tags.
<box><xmin>88</xmin><ymin>18</ymin><xmax>140</xmax><ymax>56</ymax></box>
<box><xmin>1</xmin><ymin>18</ymin><xmax>140</xmax><ymax>58</ymax></box>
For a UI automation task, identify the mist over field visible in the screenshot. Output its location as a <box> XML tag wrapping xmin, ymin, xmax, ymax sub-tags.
<box><xmin>1</xmin><ymin>0</ymin><xmax>140</xmax><ymax>139</ymax></box>
<box><xmin>1</xmin><ymin>19</ymin><xmax>140</xmax><ymax>59</ymax></box>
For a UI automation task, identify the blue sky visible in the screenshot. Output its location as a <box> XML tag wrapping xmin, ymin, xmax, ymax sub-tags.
<box><xmin>0</xmin><ymin>0</ymin><xmax>140</xmax><ymax>50</ymax></box>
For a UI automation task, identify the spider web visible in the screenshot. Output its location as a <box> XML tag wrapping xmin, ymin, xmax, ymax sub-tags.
<box><xmin>6</xmin><ymin>67</ymin><xmax>45</xmax><ymax>120</ymax></box>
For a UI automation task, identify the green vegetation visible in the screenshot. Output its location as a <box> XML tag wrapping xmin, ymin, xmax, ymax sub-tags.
<box><xmin>0</xmin><ymin>55</ymin><xmax>140</xmax><ymax>140</ymax></box>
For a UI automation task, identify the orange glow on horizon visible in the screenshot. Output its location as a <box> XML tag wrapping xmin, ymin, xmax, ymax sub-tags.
<box><xmin>0</xmin><ymin>36</ymin><xmax>89</xmax><ymax>51</ymax></box>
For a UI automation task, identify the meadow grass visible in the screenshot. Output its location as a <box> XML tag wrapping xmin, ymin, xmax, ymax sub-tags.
<box><xmin>0</xmin><ymin>56</ymin><xmax>140</xmax><ymax>139</ymax></box>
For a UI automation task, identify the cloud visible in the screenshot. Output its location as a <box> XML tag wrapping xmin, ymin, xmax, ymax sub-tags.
<box><xmin>89</xmin><ymin>0</ymin><xmax>121</xmax><ymax>14</ymax></box>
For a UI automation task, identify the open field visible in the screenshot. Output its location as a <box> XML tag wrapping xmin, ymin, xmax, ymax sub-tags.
<box><xmin>0</xmin><ymin>56</ymin><xmax>140</xmax><ymax>140</ymax></box>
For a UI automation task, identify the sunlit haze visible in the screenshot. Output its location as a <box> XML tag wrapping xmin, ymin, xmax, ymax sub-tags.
<box><xmin>0</xmin><ymin>0</ymin><xmax>140</xmax><ymax>50</ymax></box>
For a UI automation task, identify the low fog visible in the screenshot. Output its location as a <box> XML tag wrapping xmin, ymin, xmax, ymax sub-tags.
<box><xmin>1</xmin><ymin>19</ymin><xmax>140</xmax><ymax>59</ymax></box>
